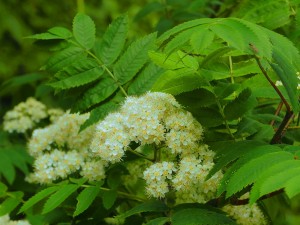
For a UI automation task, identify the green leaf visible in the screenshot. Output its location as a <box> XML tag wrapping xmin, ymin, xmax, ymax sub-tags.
<box><xmin>27</xmin><ymin>27</ymin><xmax>72</xmax><ymax>40</ymax></box>
<box><xmin>250</xmin><ymin>160</ymin><xmax>300</xmax><ymax>203</ymax></box>
<box><xmin>0</xmin><ymin>182</ymin><xmax>7</xmax><ymax>197</ymax></box>
<box><xmin>45</xmin><ymin>46</ymin><xmax>85</xmax><ymax>74</ymax></box>
<box><xmin>200</xmin><ymin>46</ymin><xmax>234</xmax><ymax>68</ymax></box>
<box><xmin>225</xmin><ymin>151</ymin><xmax>294</xmax><ymax>198</ymax></box>
<box><xmin>0</xmin><ymin>192</ymin><xmax>23</xmax><ymax>216</ymax></box>
<box><xmin>117</xmin><ymin>200</ymin><xmax>168</xmax><ymax>220</ymax></box>
<box><xmin>207</xmin><ymin>140</ymin><xmax>266</xmax><ymax>180</ymax></box>
<box><xmin>48</xmin><ymin>27</ymin><xmax>72</xmax><ymax>39</ymax></box>
<box><xmin>158</xmin><ymin>18</ymin><xmax>213</xmax><ymax>45</ymax></box>
<box><xmin>74</xmin><ymin>186</ymin><xmax>100</xmax><ymax>216</ymax></box>
<box><xmin>5</xmin><ymin>146</ymin><xmax>31</xmax><ymax>175</ymax></box>
<box><xmin>258</xmin><ymin>166</ymin><xmax>300</xmax><ymax>200</ymax></box>
<box><xmin>73</xmin><ymin>76</ymin><xmax>118</xmax><ymax>111</ymax></box>
<box><xmin>19</xmin><ymin>186</ymin><xmax>60</xmax><ymax>213</ymax></box>
<box><xmin>95</xmin><ymin>14</ymin><xmax>128</xmax><ymax>65</ymax></box>
<box><xmin>210</xmin><ymin>23</ymin><xmax>246</xmax><ymax>51</ymax></box>
<box><xmin>193</xmin><ymin>108</ymin><xmax>224</xmax><ymax>128</ymax></box>
<box><xmin>171</xmin><ymin>208</ymin><xmax>236</xmax><ymax>225</ymax></box>
<box><xmin>80</xmin><ymin>102</ymin><xmax>119</xmax><ymax>131</ymax></box>
<box><xmin>164</xmin><ymin>27</ymin><xmax>199</xmax><ymax>54</ymax></box>
<box><xmin>27</xmin><ymin>33</ymin><xmax>64</xmax><ymax>40</ymax></box>
<box><xmin>151</xmin><ymin>70</ymin><xmax>205</xmax><ymax>95</ymax></box>
<box><xmin>231</xmin><ymin>0</ymin><xmax>291</xmax><ymax>30</ymax></box>
<box><xmin>149</xmin><ymin>50</ymin><xmax>198</xmax><ymax>71</ymax></box>
<box><xmin>145</xmin><ymin>217</ymin><xmax>169</xmax><ymax>225</ymax></box>
<box><xmin>285</xmin><ymin>174</ymin><xmax>300</xmax><ymax>199</ymax></box>
<box><xmin>73</xmin><ymin>13</ymin><xmax>96</xmax><ymax>50</ymax></box>
<box><xmin>217</xmin><ymin>18</ymin><xmax>272</xmax><ymax>59</ymax></box>
<box><xmin>218</xmin><ymin>145</ymin><xmax>278</xmax><ymax>196</ymax></box>
<box><xmin>0</xmin><ymin>150</ymin><xmax>16</xmax><ymax>184</ymax></box>
<box><xmin>113</xmin><ymin>33</ymin><xmax>156</xmax><ymax>85</ymax></box>
<box><xmin>49</xmin><ymin>59</ymin><xmax>104</xmax><ymax>90</ymax></box>
<box><xmin>42</xmin><ymin>184</ymin><xmax>80</xmax><ymax>214</ymax></box>
<box><xmin>128</xmin><ymin>63</ymin><xmax>164</xmax><ymax>95</ymax></box>
<box><xmin>224</xmin><ymin>88</ymin><xmax>257</xmax><ymax>120</ymax></box>
<box><xmin>101</xmin><ymin>189</ymin><xmax>117</xmax><ymax>210</ymax></box>
<box><xmin>190</xmin><ymin>29</ymin><xmax>215</xmax><ymax>53</ymax></box>
<box><xmin>270</xmin><ymin>47</ymin><xmax>299</xmax><ymax>112</ymax></box>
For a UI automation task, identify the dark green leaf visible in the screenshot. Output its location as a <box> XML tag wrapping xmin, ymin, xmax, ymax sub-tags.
<box><xmin>73</xmin><ymin>13</ymin><xmax>96</xmax><ymax>50</ymax></box>
<box><xmin>145</xmin><ymin>217</ymin><xmax>169</xmax><ymax>225</ymax></box>
<box><xmin>113</xmin><ymin>33</ymin><xmax>156</xmax><ymax>85</ymax></box>
<box><xmin>128</xmin><ymin>63</ymin><xmax>164</xmax><ymax>95</ymax></box>
<box><xmin>95</xmin><ymin>14</ymin><xmax>128</xmax><ymax>65</ymax></box>
<box><xmin>19</xmin><ymin>186</ymin><xmax>60</xmax><ymax>213</ymax></box>
<box><xmin>224</xmin><ymin>88</ymin><xmax>257</xmax><ymax>120</ymax></box>
<box><xmin>80</xmin><ymin>102</ymin><xmax>119</xmax><ymax>131</ymax></box>
<box><xmin>117</xmin><ymin>200</ymin><xmax>168</xmax><ymax>220</ymax></box>
<box><xmin>171</xmin><ymin>208</ymin><xmax>236</xmax><ymax>225</ymax></box>
<box><xmin>42</xmin><ymin>184</ymin><xmax>80</xmax><ymax>214</ymax></box>
<box><xmin>49</xmin><ymin>59</ymin><xmax>104</xmax><ymax>90</ymax></box>
<box><xmin>73</xmin><ymin>76</ymin><xmax>118</xmax><ymax>111</ymax></box>
<box><xmin>74</xmin><ymin>186</ymin><xmax>100</xmax><ymax>216</ymax></box>
<box><xmin>101</xmin><ymin>189</ymin><xmax>117</xmax><ymax>210</ymax></box>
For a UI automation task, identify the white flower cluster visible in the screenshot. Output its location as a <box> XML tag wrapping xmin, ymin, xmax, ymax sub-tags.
<box><xmin>143</xmin><ymin>162</ymin><xmax>176</xmax><ymax>198</ymax></box>
<box><xmin>89</xmin><ymin>92</ymin><xmax>220</xmax><ymax>200</ymax></box>
<box><xmin>90</xmin><ymin>92</ymin><xmax>203</xmax><ymax>163</ymax></box>
<box><xmin>3</xmin><ymin>97</ymin><xmax>48</xmax><ymax>133</ymax></box>
<box><xmin>27</xmin><ymin>111</ymin><xmax>106</xmax><ymax>184</ymax></box>
<box><xmin>0</xmin><ymin>214</ymin><xmax>31</xmax><ymax>225</ymax></box>
<box><xmin>222</xmin><ymin>204</ymin><xmax>268</xmax><ymax>225</ymax></box>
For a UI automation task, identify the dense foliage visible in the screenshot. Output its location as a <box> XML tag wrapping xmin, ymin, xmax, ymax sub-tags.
<box><xmin>2</xmin><ymin>0</ymin><xmax>300</xmax><ymax>224</ymax></box>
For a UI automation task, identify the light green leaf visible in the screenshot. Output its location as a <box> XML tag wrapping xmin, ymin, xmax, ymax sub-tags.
<box><xmin>0</xmin><ymin>192</ymin><xmax>23</xmax><ymax>216</ymax></box>
<box><xmin>95</xmin><ymin>14</ymin><xmax>128</xmax><ymax>65</ymax></box>
<box><xmin>259</xmin><ymin>166</ymin><xmax>300</xmax><ymax>200</ymax></box>
<box><xmin>0</xmin><ymin>182</ymin><xmax>7</xmax><ymax>197</ymax></box>
<box><xmin>74</xmin><ymin>186</ymin><xmax>100</xmax><ymax>216</ymax></box>
<box><xmin>19</xmin><ymin>186</ymin><xmax>60</xmax><ymax>213</ymax></box>
<box><xmin>225</xmin><ymin>151</ymin><xmax>294</xmax><ymax>198</ymax></box>
<box><xmin>190</xmin><ymin>29</ymin><xmax>215</xmax><ymax>53</ymax></box>
<box><xmin>113</xmin><ymin>33</ymin><xmax>156</xmax><ymax>85</ymax></box>
<box><xmin>207</xmin><ymin>140</ymin><xmax>266</xmax><ymax>181</ymax></box>
<box><xmin>42</xmin><ymin>184</ymin><xmax>80</xmax><ymax>214</ymax></box>
<box><xmin>73</xmin><ymin>13</ymin><xmax>96</xmax><ymax>50</ymax></box>
<box><xmin>149</xmin><ymin>50</ymin><xmax>198</xmax><ymax>71</ymax></box>
<box><xmin>250</xmin><ymin>160</ymin><xmax>300</xmax><ymax>204</ymax></box>
<box><xmin>285</xmin><ymin>175</ymin><xmax>300</xmax><ymax>199</ymax></box>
